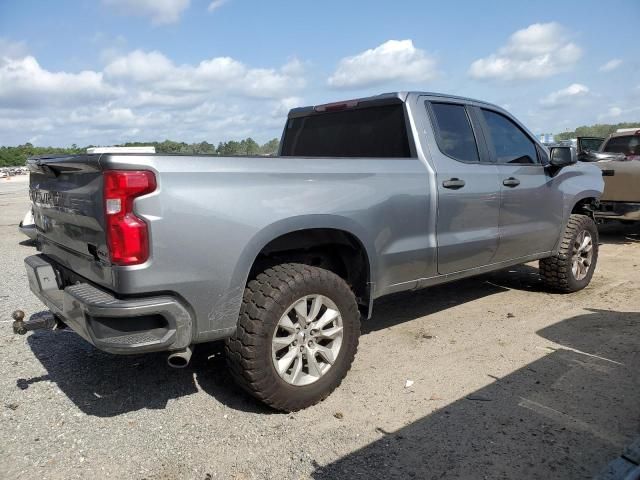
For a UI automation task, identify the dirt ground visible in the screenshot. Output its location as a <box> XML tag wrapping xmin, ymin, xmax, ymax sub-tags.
<box><xmin>1</xmin><ymin>175</ymin><xmax>639</xmax><ymax>479</ymax></box>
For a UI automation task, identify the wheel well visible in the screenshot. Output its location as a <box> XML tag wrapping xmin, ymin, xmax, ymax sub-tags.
<box><xmin>249</xmin><ymin>229</ymin><xmax>371</xmax><ymax>311</ymax></box>
<box><xmin>571</xmin><ymin>197</ymin><xmax>598</xmax><ymax>216</ymax></box>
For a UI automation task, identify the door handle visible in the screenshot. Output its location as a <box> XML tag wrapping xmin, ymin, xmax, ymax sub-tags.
<box><xmin>442</xmin><ymin>178</ymin><xmax>466</xmax><ymax>189</ymax></box>
<box><xmin>502</xmin><ymin>177</ymin><xmax>520</xmax><ymax>187</ymax></box>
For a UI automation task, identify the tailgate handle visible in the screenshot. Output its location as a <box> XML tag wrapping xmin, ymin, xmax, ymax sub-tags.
<box><xmin>87</xmin><ymin>244</ymin><xmax>100</xmax><ymax>262</ymax></box>
<box><xmin>601</xmin><ymin>169</ymin><xmax>615</xmax><ymax>177</ymax></box>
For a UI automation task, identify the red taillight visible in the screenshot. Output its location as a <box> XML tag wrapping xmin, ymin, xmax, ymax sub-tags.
<box><xmin>103</xmin><ymin>170</ymin><xmax>156</xmax><ymax>266</ymax></box>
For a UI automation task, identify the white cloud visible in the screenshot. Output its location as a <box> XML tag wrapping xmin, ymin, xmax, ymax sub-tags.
<box><xmin>207</xmin><ymin>0</ymin><xmax>229</xmax><ymax>12</ymax></box>
<box><xmin>271</xmin><ymin>96</ymin><xmax>303</xmax><ymax>117</ymax></box>
<box><xmin>193</xmin><ymin>57</ymin><xmax>256</xmax><ymax>89</ymax></box>
<box><xmin>0</xmin><ymin>38</ymin><xmax>28</xmax><ymax>60</ymax></box>
<box><xmin>598</xmin><ymin>106</ymin><xmax>623</xmax><ymax>120</ymax></box>
<box><xmin>105</xmin><ymin>50</ymin><xmax>175</xmax><ymax>82</ymax></box>
<box><xmin>104</xmin><ymin>50</ymin><xmax>305</xmax><ymax>98</ymax></box>
<box><xmin>241</xmin><ymin>61</ymin><xmax>306</xmax><ymax>98</ymax></box>
<box><xmin>0</xmin><ymin>47</ymin><xmax>306</xmax><ymax>146</ymax></box>
<box><xmin>103</xmin><ymin>0</ymin><xmax>190</xmax><ymax>25</ymax></box>
<box><xmin>606</xmin><ymin>107</ymin><xmax>622</xmax><ymax>117</ymax></box>
<box><xmin>130</xmin><ymin>90</ymin><xmax>206</xmax><ymax>108</ymax></box>
<box><xmin>0</xmin><ymin>56</ymin><xmax>120</xmax><ymax>108</ymax></box>
<box><xmin>69</xmin><ymin>106</ymin><xmax>137</xmax><ymax>128</ymax></box>
<box><xmin>328</xmin><ymin>39</ymin><xmax>437</xmax><ymax>89</ymax></box>
<box><xmin>469</xmin><ymin>23</ymin><xmax>582</xmax><ymax>81</ymax></box>
<box><xmin>597</xmin><ymin>105</ymin><xmax>640</xmax><ymax>121</ymax></box>
<box><xmin>599</xmin><ymin>59</ymin><xmax>622</xmax><ymax>72</ymax></box>
<box><xmin>0</xmin><ymin>115</ymin><xmax>55</xmax><ymax>135</ymax></box>
<box><xmin>540</xmin><ymin>83</ymin><xmax>590</xmax><ymax>108</ymax></box>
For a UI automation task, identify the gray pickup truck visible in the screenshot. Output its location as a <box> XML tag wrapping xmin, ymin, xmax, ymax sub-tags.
<box><xmin>18</xmin><ymin>92</ymin><xmax>603</xmax><ymax>411</ymax></box>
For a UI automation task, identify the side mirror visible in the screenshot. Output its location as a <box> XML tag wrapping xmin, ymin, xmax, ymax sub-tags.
<box><xmin>549</xmin><ymin>146</ymin><xmax>576</xmax><ymax>168</ymax></box>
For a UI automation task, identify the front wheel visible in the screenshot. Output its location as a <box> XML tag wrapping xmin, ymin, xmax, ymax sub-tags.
<box><xmin>539</xmin><ymin>214</ymin><xmax>599</xmax><ymax>293</ymax></box>
<box><xmin>225</xmin><ymin>263</ymin><xmax>360</xmax><ymax>411</ymax></box>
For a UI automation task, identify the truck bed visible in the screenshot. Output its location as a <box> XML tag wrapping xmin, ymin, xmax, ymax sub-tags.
<box><xmin>28</xmin><ymin>151</ymin><xmax>431</xmax><ymax>343</ymax></box>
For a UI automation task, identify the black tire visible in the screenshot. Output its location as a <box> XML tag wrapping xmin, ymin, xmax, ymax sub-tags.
<box><xmin>539</xmin><ymin>214</ymin><xmax>599</xmax><ymax>293</ymax></box>
<box><xmin>225</xmin><ymin>263</ymin><xmax>360</xmax><ymax>411</ymax></box>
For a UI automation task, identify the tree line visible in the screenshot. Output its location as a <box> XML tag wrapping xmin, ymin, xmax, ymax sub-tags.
<box><xmin>3</xmin><ymin>121</ymin><xmax>640</xmax><ymax>167</ymax></box>
<box><xmin>0</xmin><ymin>137</ymin><xmax>280</xmax><ymax>167</ymax></box>
<box><xmin>554</xmin><ymin>122</ymin><xmax>640</xmax><ymax>141</ymax></box>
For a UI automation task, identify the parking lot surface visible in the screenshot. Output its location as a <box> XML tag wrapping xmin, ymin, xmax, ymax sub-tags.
<box><xmin>1</xmin><ymin>175</ymin><xmax>639</xmax><ymax>479</ymax></box>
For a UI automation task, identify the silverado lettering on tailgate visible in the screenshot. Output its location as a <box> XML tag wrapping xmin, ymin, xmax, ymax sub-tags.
<box><xmin>29</xmin><ymin>189</ymin><xmax>65</xmax><ymax>208</ymax></box>
<box><xmin>29</xmin><ymin>188</ymin><xmax>93</xmax><ymax>213</ymax></box>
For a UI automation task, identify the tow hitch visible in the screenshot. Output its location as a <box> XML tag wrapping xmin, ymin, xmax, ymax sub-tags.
<box><xmin>12</xmin><ymin>310</ymin><xmax>64</xmax><ymax>335</ymax></box>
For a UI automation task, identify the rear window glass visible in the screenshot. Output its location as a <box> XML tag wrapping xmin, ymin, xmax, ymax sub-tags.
<box><xmin>603</xmin><ymin>135</ymin><xmax>640</xmax><ymax>156</ymax></box>
<box><xmin>280</xmin><ymin>104</ymin><xmax>412</xmax><ymax>157</ymax></box>
<box><xmin>430</xmin><ymin>102</ymin><xmax>479</xmax><ymax>162</ymax></box>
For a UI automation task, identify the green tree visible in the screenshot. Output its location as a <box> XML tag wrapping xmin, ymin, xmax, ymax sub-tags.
<box><xmin>555</xmin><ymin>122</ymin><xmax>640</xmax><ymax>141</ymax></box>
<box><xmin>260</xmin><ymin>138</ymin><xmax>280</xmax><ymax>155</ymax></box>
<box><xmin>240</xmin><ymin>137</ymin><xmax>260</xmax><ymax>155</ymax></box>
<box><xmin>0</xmin><ymin>136</ymin><xmax>278</xmax><ymax>166</ymax></box>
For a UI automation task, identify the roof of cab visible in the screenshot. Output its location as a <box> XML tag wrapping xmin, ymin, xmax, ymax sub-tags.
<box><xmin>287</xmin><ymin>91</ymin><xmax>504</xmax><ymax>118</ymax></box>
<box><xmin>607</xmin><ymin>129</ymin><xmax>640</xmax><ymax>138</ymax></box>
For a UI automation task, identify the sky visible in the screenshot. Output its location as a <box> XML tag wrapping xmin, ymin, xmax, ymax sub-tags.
<box><xmin>0</xmin><ymin>0</ymin><xmax>639</xmax><ymax>147</ymax></box>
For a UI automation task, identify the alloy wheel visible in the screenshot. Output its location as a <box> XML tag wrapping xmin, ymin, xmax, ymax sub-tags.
<box><xmin>271</xmin><ymin>295</ymin><xmax>344</xmax><ymax>386</ymax></box>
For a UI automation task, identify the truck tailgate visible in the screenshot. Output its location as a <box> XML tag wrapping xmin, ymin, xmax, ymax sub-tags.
<box><xmin>28</xmin><ymin>155</ymin><xmax>113</xmax><ymax>287</ymax></box>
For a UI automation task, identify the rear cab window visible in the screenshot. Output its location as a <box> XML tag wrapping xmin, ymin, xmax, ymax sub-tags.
<box><xmin>481</xmin><ymin>109</ymin><xmax>539</xmax><ymax>165</ymax></box>
<box><xmin>280</xmin><ymin>103</ymin><xmax>412</xmax><ymax>157</ymax></box>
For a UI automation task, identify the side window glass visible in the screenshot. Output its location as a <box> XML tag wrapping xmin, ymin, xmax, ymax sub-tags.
<box><xmin>481</xmin><ymin>109</ymin><xmax>538</xmax><ymax>164</ymax></box>
<box><xmin>430</xmin><ymin>102</ymin><xmax>480</xmax><ymax>163</ymax></box>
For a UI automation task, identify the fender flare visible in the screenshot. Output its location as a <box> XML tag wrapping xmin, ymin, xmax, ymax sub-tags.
<box><xmin>553</xmin><ymin>189</ymin><xmax>602</xmax><ymax>253</ymax></box>
<box><xmin>230</xmin><ymin>214</ymin><xmax>376</xmax><ymax>306</ymax></box>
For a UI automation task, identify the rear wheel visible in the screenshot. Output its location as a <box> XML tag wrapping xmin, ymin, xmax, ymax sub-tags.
<box><xmin>225</xmin><ymin>263</ymin><xmax>360</xmax><ymax>411</ymax></box>
<box><xmin>539</xmin><ymin>214</ymin><xmax>599</xmax><ymax>292</ymax></box>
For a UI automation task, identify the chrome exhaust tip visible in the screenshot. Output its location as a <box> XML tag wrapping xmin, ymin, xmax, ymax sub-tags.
<box><xmin>167</xmin><ymin>346</ymin><xmax>192</xmax><ymax>368</ymax></box>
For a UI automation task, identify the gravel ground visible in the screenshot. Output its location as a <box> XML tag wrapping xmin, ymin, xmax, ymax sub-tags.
<box><xmin>1</xmin><ymin>175</ymin><xmax>639</xmax><ymax>480</ymax></box>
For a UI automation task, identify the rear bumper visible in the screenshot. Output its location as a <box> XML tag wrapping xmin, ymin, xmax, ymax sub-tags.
<box><xmin>19</xmin><ymin>209</ymin><xmax>37</xmax><ymax>240</ymax></box>
<box><xmin>595</xmin><ymin>201</ymin><xmax>640</xmax><ymax>221</ymax></box>
<box><xmin>19</xmin><ymin>221</ymin><xmax>37</xmax><ymax>240</ymax></box>
<box><xmin>25</xmin><ymin>255</ymin><xmax>193</xmax><ymax>354</ymax></box>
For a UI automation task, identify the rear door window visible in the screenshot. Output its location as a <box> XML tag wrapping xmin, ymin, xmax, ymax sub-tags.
<box><xmin>281</xmin><ymin>104</ymin><xmax>412</xmax><ymax>157</ymax></box>
<box><xmin>429</xmin><ymin>102</ymin><xmax>480</xmax><ymax>163</ymax></box>
<box><xmin>481</xmin><ymin>109</ymin><xmax>539</xmax><ymax>164</ymax></box>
